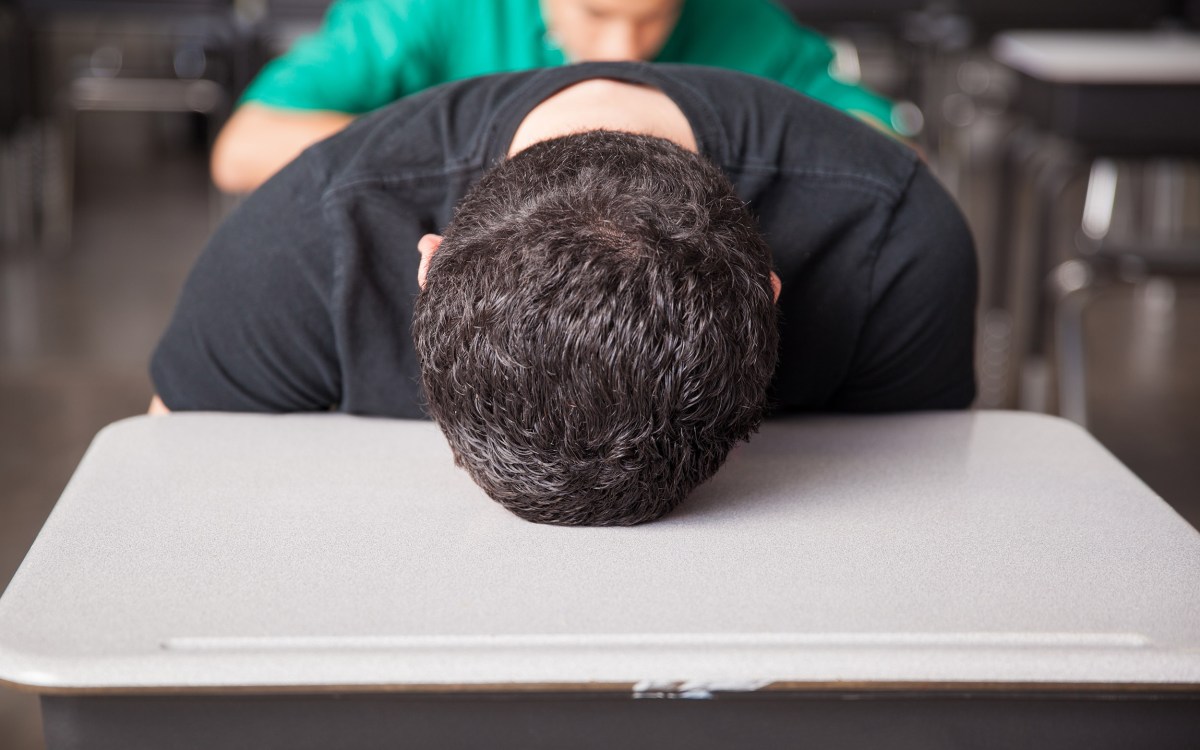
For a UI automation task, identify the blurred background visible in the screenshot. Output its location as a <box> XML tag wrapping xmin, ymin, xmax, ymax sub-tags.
<box><xmin>1</xmin><ymin>0</ymin><xmax>1198</xmax><ymax>745</ymax></box>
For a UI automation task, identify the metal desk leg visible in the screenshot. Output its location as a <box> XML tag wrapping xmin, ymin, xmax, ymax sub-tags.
<box><xmin>1017</xmin><ymin>150</ymin><xmax>1083</xmax><ymax>413</ymax></box>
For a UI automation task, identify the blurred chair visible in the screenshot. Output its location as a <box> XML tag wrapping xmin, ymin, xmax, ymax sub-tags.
<box><xmin>991</xmin><ymin>30</ymin><xmax>1200</xmax><ymax>427</ymax></box>
<box><xmin>782</xmin><ymin>3</ymin><xmax>1188</xmax><ymax>418</ymax></box>
<box><xmin>20</xmin><ymin>0</ymin><xmax>246</xmax><ymax>251</ymax></box>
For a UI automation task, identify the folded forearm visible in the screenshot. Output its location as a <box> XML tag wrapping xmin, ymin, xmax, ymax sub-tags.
<box><xmin>210</xmin><ymin>104</ymin><xmax>355</xmax><ymax>193</ymax></box>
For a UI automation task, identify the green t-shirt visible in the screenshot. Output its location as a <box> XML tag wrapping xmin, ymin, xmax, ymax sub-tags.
<box><xmin>243</xmin><ymin>0</ymin><xmax>898</xmax><ymax>129</ymax></box>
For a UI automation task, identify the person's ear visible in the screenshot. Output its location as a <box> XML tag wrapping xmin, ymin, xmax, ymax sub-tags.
<box><xmin>770</xmin><ymin>271</ymin><xmax>782</xmax><ymax>303</ymax></box>
<box><xmin>417</xmin><ymin>234</ymin><xmax>444</xmax><ymax>289</ymax></box>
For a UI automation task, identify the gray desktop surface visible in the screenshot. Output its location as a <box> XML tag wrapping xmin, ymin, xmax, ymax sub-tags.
<box><xmin>0</xmin><ymin>411</ymin><xmax>1198</xmax><ymax>694</ymax></box>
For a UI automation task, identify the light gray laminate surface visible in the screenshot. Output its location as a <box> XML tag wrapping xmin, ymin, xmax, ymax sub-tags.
<box><xmin>0</xmin><ymin>411</ymin><xmax>1197</xmax><ymax>693</ymax></box>
<box><xmin>992</xmin><ymin>31</ymin><xmax>1200</xmax><ymax>83</ymax></box>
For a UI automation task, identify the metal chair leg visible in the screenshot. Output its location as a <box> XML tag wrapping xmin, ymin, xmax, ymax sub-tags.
<box><xmin>1049</xmin><ymin>259</ymin><xmax>1095</xmax><ymax>428</ymax></box>
<box><xmin>983</xmin><ymin>126</ymin><xmax>1054</xmax><ymax>408</ymax></box>
<box><xmin>1081</xmin><ymin>159</ymin><xmax>1118</xmax><ymax>242</ymax></box>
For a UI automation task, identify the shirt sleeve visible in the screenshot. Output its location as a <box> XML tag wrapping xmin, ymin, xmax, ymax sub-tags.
<box><xmin>240</xmin><ymin>0</ymin><xmax>446</xmax><ymax>113</ymax></box>
<box><xmin>833</xmin><ymin>163</ymin><xmax>979</xmax><ymax>411</ymax></box>
<box><xmin>659</xmin><ymin>0</ymin><xmax>898</xmax><ymax>131</ymax></box>
<box><xmin>775</xmin><ymin>26</ymin><xmax>899</xmax><ymax>132</ymax></box>
<box><xmin>150</xmin><ymin>159</ymin><xmax>342</xmax><ymax>412</ymax></box>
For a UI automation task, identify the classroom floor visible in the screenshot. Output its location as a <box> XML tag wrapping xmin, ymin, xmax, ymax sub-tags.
<box><xmin>1</xmin><ymin>113</ymin><xmax>1198</xmax><ymax>749</ymax></box>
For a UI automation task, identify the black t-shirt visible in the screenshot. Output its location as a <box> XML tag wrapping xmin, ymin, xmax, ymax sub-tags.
<box><xmin>152</xmin><ymin>62</ymin><xmax>977</xmax><ymax>418</ymax></box>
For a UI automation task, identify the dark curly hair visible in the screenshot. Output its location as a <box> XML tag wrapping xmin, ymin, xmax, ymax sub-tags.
<box><xmin>412</xmin><ymin>130</ymin><xmax>778</xmax><ymax>526</ymax></box>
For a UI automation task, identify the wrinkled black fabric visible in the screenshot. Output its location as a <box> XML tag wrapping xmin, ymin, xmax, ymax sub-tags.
<box><xmin>151</xmin><ymin>62</ymin><xmax>977</xmax><ymax>417</ymax></box>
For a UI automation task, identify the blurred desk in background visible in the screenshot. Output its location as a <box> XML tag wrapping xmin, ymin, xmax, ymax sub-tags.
<box><xmin>994</xmin><ymin>31</ymin><xmax>1200</xmax><ymax>150</ymax></box>
<box><xmin>1</xmin><ymin>412</ymin><xmax>1198</xmax><ymax>749</ymax></box>
<box><xmin>990</xmin><ymin>31</ymin><xmax>1200</xmax><ymax>424</ymax></box>
<box><xmin>14</xmin><ymin>0</ymin><xmax>334</xmax><ymax>251</ymax></box>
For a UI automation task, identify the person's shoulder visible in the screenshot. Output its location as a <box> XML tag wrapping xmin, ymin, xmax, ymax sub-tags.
<box><xmin>681</xmin><ymin>0</ymin><xmax>819</xmax><ymax>34</ymax></box>
<box><xmin>654</xmin><ymin>65</ymin><xmax>917</xmax><ymax>197</ymax></box>
<box><xmin>317</xmin><ymin>0</ymin><xmax>542</xmax><ymax>52</ymax></box>
<box><xmin>322</xmin><ymin>0</ymin><xmax>462</xmax><ymax>19</ymax></box>
<box><xmin>298</xmin><ymin>69</ymin><xmax>548</xmax><ymax>196</ymax></box>
<box><xmin>302</xmin><ymin>0</ymin><xmax>450</xmax><ymax>39</ymax></box>
<box><xmin>667</xmin><ymin>0</ymin><xmax>832</xmax><ymax>61</ymax></box>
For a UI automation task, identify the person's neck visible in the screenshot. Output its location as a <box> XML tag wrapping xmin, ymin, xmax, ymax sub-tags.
<box><xmin>508</xmin><ymin>78</ymin><xmax>697</xmax><ymax>156</ymax></box>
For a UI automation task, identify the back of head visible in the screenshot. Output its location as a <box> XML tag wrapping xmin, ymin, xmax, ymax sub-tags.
<box><xmin>412</xmin><ymin>130</ymin><xmax>778</xmax><ymax>525</ymax></box>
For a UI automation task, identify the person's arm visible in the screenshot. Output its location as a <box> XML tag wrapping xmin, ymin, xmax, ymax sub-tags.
<box><xmin>148</xmin><ymin>395</ymin><xmax>170</xmax><ymax>415</ymax></box>
<box><xmin>212</xmin><ymin>0</ymin><xmax>446</xmax><ymax>193</ymax></box>
<box><xmin>833</xmin><ymin>163</ymin><xmax>978</xmax><ymax>411</ymax></box>
<box><xmin>778</xmin><ymin>36</ymin><xmax>903</xmax><ymax>138</ymax></box>
<box><xmin>210</xmin><ymin>105</ymin><xmax>354</xmax><ymax>194</ymax></box>
<box><xmin>668</xmin><ymin>0</ymin><xmax>905</xmax><ymax>135</ymax></box>
<box><xmin>152</xmin><ymin>155</ymin><xmax>342</xmax><ymax>412</ymax></box>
